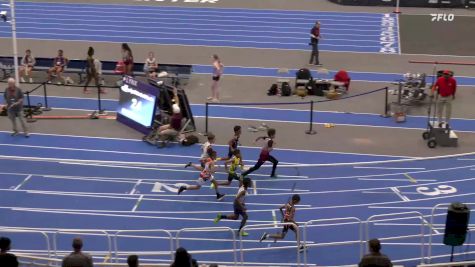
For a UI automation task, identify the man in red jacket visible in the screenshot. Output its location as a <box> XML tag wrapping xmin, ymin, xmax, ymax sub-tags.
<box><xmin>432</xmin><ymin>70</ymin><xmax>457</xmax><ymax>127</ymax></box>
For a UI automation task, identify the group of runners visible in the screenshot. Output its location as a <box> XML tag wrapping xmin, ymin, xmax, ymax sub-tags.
<box><xmin>176</xmin><ymin>126</ymin><xmax>304</xmax><ymax>251</ymax></box>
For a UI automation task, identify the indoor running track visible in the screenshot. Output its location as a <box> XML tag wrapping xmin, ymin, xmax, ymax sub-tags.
<box><xmin>0</xmin><ymin>1</ymin><xmax>400</xmax><ymax>54</ymax></box>
<box><xmin>1</xmin><ymin>132</ymin><xmax>475</xmax><ymax>266</ymax></box>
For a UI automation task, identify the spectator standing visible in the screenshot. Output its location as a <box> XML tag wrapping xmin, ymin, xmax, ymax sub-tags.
<box><xmin>62</xmin><ymin>237</ymin><xmax>93</xmax><ymax>267</ymax></box>
<box><xmin>359</xmin><ymin>239</ymin><xmax>393</xmax><ymax>267</ymax></box>
<box><xmin>432</xmin><ymin>70</ymin><xmax>457</xmax><ymax>127</ymax></box>
<box><xmin>3</xmin><ymin>78</ymin><xmax>28</xmax><ymax>137</ymax></box>
<box><xmin>144</xmin><ymin>52</ymin><xmax>158</xmax><ymax>78</ymax></box>
<box><xmin>170</xmin><ymin>247</ymin><xmax>198</xmax><ymax>267</ymax></box>
<box><xmin>127</xmin><ymin>255</ymin><xmax>138</xmax><ymax>267</ymax></box>
<box><xmin>47</xmin><ymin>49</ymin><xmax>69</xmax><ymax>84</ymax></box>
<box><xmin>121</xmin><ymin>43</ymin><xmax>134</xmax><ymax>76</ymax></box>
<box><xmin>309</xmin><ymin>21</ymin><xmax>322</xmax><ymax>66</ymax></box>
<box><xmin>0</xmin><ymin>237</ymin><xmax>19</xmax><ymax>267</ymax></box>
<box><xmin>83</xmin><ymin>47</ymin><xmax>103</xmax><ymax>94</ymax></box>
<box><xmin>19</xmin><ymin>49</ymin><xmax>36</xmax><ymax>83</ymax></box>
<box><xmin>208</xmin><ymin>54</ymin><xmax>223</xmax><ymax>103</ymax></box>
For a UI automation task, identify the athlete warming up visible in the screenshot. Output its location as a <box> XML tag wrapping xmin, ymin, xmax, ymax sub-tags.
<box><xmin>242</xmin><ymin>128</ymin><xmax>278</xmax><ymax>178</ymax></box>
<box><xmin>179</xmin><ymin>150</ymin><xmax>225</xmax><ymax>201</ymax></box>
<box><xmin>214</xmin><ymin>177</ymin><xmax>252</xmax><ymax>236</ymax></box>
<box><xmin>259</xmin><ymin>194</ymin><xmax>305</xmax><ymax>252</ymax></box>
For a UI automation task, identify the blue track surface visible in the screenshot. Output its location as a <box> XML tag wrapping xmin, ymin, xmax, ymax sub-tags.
<box><xmin>1</xmin><ymin>132</ymin><xmax>475</xmax><ymax>266</ymax></box>
<box><xmin>0</xmin><ymin>1</ymin><xmax>400</xmax><ymax>54</ymax></box>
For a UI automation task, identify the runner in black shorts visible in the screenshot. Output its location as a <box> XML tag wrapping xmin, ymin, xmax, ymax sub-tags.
<box><xmin>223</xmin><ymin>125</ymin><xmax>241</xmax><ymax>160</ymax></box>
<box><xmin>214</xmin><ymin>177</ymin><xmax>252</xmax><ymax>236</ymax></box>
<box><xmin>216</xmin><ymin>149</ymin><xmax>244</xmax><ymax>187</ymax></box>
<box><xmin>259</xmin><ymin>194</ymin><xmax>305</xmax><ymax>251</ymax></box>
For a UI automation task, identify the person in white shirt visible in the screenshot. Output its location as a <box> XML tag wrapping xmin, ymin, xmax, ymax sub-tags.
<box><xmin>19</xmin><ymin>49</ymin><xmax>36</xmax><ymax>83</ymax></box>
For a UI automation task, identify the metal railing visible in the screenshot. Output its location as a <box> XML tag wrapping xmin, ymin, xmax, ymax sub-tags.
<box><xmin>113</xmin><ymin>229</ymin><xmax>174</xmax><ymax>263</ymax></box>
<box><xmin>240</xmin><ymin>222</ymin><xmax>300</xmax><ymax>266</ymax></box>
<box><xmin>52</xmin><ymin>230</ymin><xmax>112</xmax><ymax>261</ymax></box>
<box><xmin>303</xmin><ymin>217</ymin><xmax>363</xmax><ymax>267</ymax></box>
<box><xmin>176</xmin><ymin>226</ymin><xmax>237</xmax><ymax>266</ymax></box>
<box><xmin>427</xmin><ymin>203</ymin><xmax>475</xmax><ymax>263</ymax></box>
<box><xmin>367</xmin><ymin>211</ymin><xmax>426</xmax><ymax>264</ymax></box>
<box><xmin>0</xmin><ymin>228</ymin><xmax>51</xmax><ymax>258</ymax></box>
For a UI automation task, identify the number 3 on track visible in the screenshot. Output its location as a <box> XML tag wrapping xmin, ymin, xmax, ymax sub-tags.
<box><xmin>416</xmin><ymin>185</ymin><xmax>457</xmax><ymax>196</ymax></box>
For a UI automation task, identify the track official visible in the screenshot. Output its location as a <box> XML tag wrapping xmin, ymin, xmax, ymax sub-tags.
<box><xmin>432</xmin><ymin>70</ymin><xmax>457</xmax><ymax>127</ymax></box>
<box><xmin>309</xmin><ymin>21</ymin><xmax>322</xmax><ymax>66</ymax></box>
<box><xmin>3</xmin><ymin>78</ymin><xmax>29</xmax><ymax>137</ymax></box>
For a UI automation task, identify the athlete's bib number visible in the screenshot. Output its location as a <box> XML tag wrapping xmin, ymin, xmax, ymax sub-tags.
<box><xmin>416</xmin><ymin>185</ymin><xmax>457</xmax><ymax>196</ymax></box>
<box><xmin>152</xmin><ymin>182</ymin><xmax>188</xmax><ymax>193</ymax></box>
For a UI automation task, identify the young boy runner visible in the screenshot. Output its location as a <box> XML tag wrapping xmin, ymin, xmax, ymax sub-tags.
<box><xmin>216</xmin><ymin>149</ymin><xmax>244</xmax><ymax>187</ymax></box>
<box><xmin>222</xmin><ymin>125</ymin><xmax>241</xmax><ymax>161</ymax></box>
<box><xmin>241</xmin><ymin>128</ymin><xmax>278</xmax><ymax>178</ymax></box>
<box><xmin>259</xmin><ymin>194</ymin><xmax>305</xmax><ymax>251</ymax></box>
<box><xmin>214</xmin><ymin>177</ymin><xmax>252</xmax><ymax>236</ymax></box>
<box><xmin>200</xmin><ymin>133</ymin><xmax>216</xmax><ymax>168</ymax></box>
<box><xmin>180</xmin><ymin>150</ymin><xmax>225</xmax><ymax>201</ymax></box>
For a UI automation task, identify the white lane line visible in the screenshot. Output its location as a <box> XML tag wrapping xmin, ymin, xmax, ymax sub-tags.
<box><xmin>0</xmin><ymin>144</ymin><xmax>302</xmax><ymax>166</ymax></box>
<box><xmin>14</xmin><ymin>175</ymin><xmax>32</xmax><ymax>190</ymax></box>
<box><xmin>359</xmin><ymin>178</ymin><xmax>436</xmax><ymax>182</ymax></box>
<box><xmin>59</xmin><ymin>162</ymin><xmax>308</xmax><ymax>178</ymax></box>
<box><xmin>354</xmin><ymin>166</ymin><xmax>425</xmax><ymax>170</ymax></box>
<box><xmin>369</xmin><ymin>206</ymin><xmax>435</xmax><ymax>210</ymax></box>
<box><xmin>363</xmin><ymin>191</ymin><xmax>421</xmax><ymax>195</ymax></box>
<box><xmin>15</xmin><ymin>1</ymin><xmax>389</xmax><ymax>16</ymax></box>
<box><xmin>131</xmin><ymin>195</ymin><xmax>144</xmax><ymax>212</ymax></box>
<box><xmin>253</xmin><ymin>180</ymin><xmax>257</xmax><ymax>195</ymax></box>
<box><xmin>129</xmin><ymin>179</ymin><xmax>142</xmax><ymax>195</ymax></box>
<box><xmin>0</xmin><ymin>129</ymin><xmax>412</xmax><ymax>159</ymax></box>
<box><xmin>390</xmin><ymin>187</ymin><xmax>410</xmax><ymax>202</ymax></box>
<box><xmin>24</xmin><ymin>190</ymin><xmax>313</xmax><ymax>207</ymax></box>
<box><xmin>11</xmin><ymin>208</ymin><xmax>274</xmax><ymax>223</ymax></box>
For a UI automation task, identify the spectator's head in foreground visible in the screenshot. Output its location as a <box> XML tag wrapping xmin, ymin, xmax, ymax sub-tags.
<box><xmin>127</xmin><ymin>255</ymin><xmax>139</xmax><ymax>267</ymax></box>
<box><xmin>368</xmin><ymin>238</ymin><xmax>382</xmax><ymax>253</ymax></box>
<box><xmin>72</xmin><ymin>237</ymin><xmax>83</xmax><ymax>252</ymax></box>
<box><xmin>0</xmin><ymin>237</ymin><xmax>12</xmax><ymax>252</ymax></box>
<box><xmin>171</xmin><ymin>247</ymin><xmax>192</xmax><ymax>267</ymax></box>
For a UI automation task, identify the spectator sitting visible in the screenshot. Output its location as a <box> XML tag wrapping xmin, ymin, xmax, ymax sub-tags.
<box><xmin>170</xmin><ymin>247</ymin><xmax>198</xmax><ymax>267</ymax></box>
<box><xmin>359</xmin><ymin>239</ymin><xmax>393</xmax><ymax>267</ymax></box>
<box><xmin>62</xmin><ymin>237</ymin><xmax>93</xmax><ymax>267</ymax></box>
<box><xmin>156</xmin><ymin>103</ymin><xmax>183</xmax><ymax>146</ymax></box>
<box><xmin>144</xmin><ymin>52</ymin><xmax>158</xmax><ymax>78</ymax></box>
<box><xmin>47</xmin><ymin>49</ymin><xmax>69</xmax><ymax>85</ymax></box>
<box><xmin>127</xmin><ymin>255</ymin><xmax>138</xmax><ymax>267</ymax></box>
<box><xmin>19</xmin><ymin>49</ymin><xmax>36</xmax><ymax>83</ymax></box>
<box><xmin>0</xmin><ymin>237</ymin><xmax>19</xmax><ymax>267</ymax></box>
<box><xmin>333</xmin><ymin>69</ymin><xmax>351</xmax><ymax>93</ymax></box>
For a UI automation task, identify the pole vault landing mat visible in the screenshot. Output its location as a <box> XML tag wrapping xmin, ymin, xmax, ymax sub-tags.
<box><xmin>399</xmin><ymin>14</ymin><xmax>475</xmax><ymax>56</ymax></box>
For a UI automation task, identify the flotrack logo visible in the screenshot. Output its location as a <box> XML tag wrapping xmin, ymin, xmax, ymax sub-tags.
<box><xmin>134</xmin><ymin>0</ymin><xmax>219</xmax><ymax>3</ymax></box>
<box><xmin>379</xmin><ymin>14</ymin><xmax>397</xmax><ymax>54</ymax></box>
<box><xmin>430</xmin><ymin>14</ymin><xmax>455</xmax><ymax>22</ymax></box>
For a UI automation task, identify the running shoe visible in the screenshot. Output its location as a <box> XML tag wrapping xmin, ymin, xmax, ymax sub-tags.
<box><xmin>184</xmin><ymin>162</ymin><xmax>192</xmax><ymax>168</ymax></box>
<box><xmin>210</xmin><ymin>183</ymin><xmax>215</xmax><ymax>189</ymax></box>
<box><xmin>240</xmin><ymin>231</ymin><xmax>249</xmax><ymax>237</ymax></box>
<box><xmin>270</xmin><ymin>174</ymin><xmax>278</xmax><ymax>178</ymax></box>
<box><xmin>217</xmin><ymin>193</ymin><xmax>225</xmax><ymax>201</ymax></box>
<box><xmin>214</xmin><ymin>213</ymin><xmax>222</xmax><ymax>223</ymax></box>
<box><xmin>299</xmin><ymin>245</ymin><xmax>306</xmax><ymax>253</ymax></box>
<box><xmin>20</xmin><ymin>77</ymin><xmax>26</xmax><ymax>83</ymax></box>
<box><xmin>178</xmin><ymin>186</ymin><xmax>186</xmax><ymax>195</ymax></box>
<box><xmin>11</xmin><ymin>131</ymin><xmax>19</xmax><ymax>137</ymax></box>
<box><xmin>259</xmin><ymin>233</ymin><xmax>268</xmax><ymax>242</ymax></box>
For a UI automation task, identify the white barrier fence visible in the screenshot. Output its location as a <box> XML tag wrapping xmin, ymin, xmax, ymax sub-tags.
<box><xmin>3</xmin><ymin>205</ymin><xmax>475</xmax><ymax>267</ymax></box>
